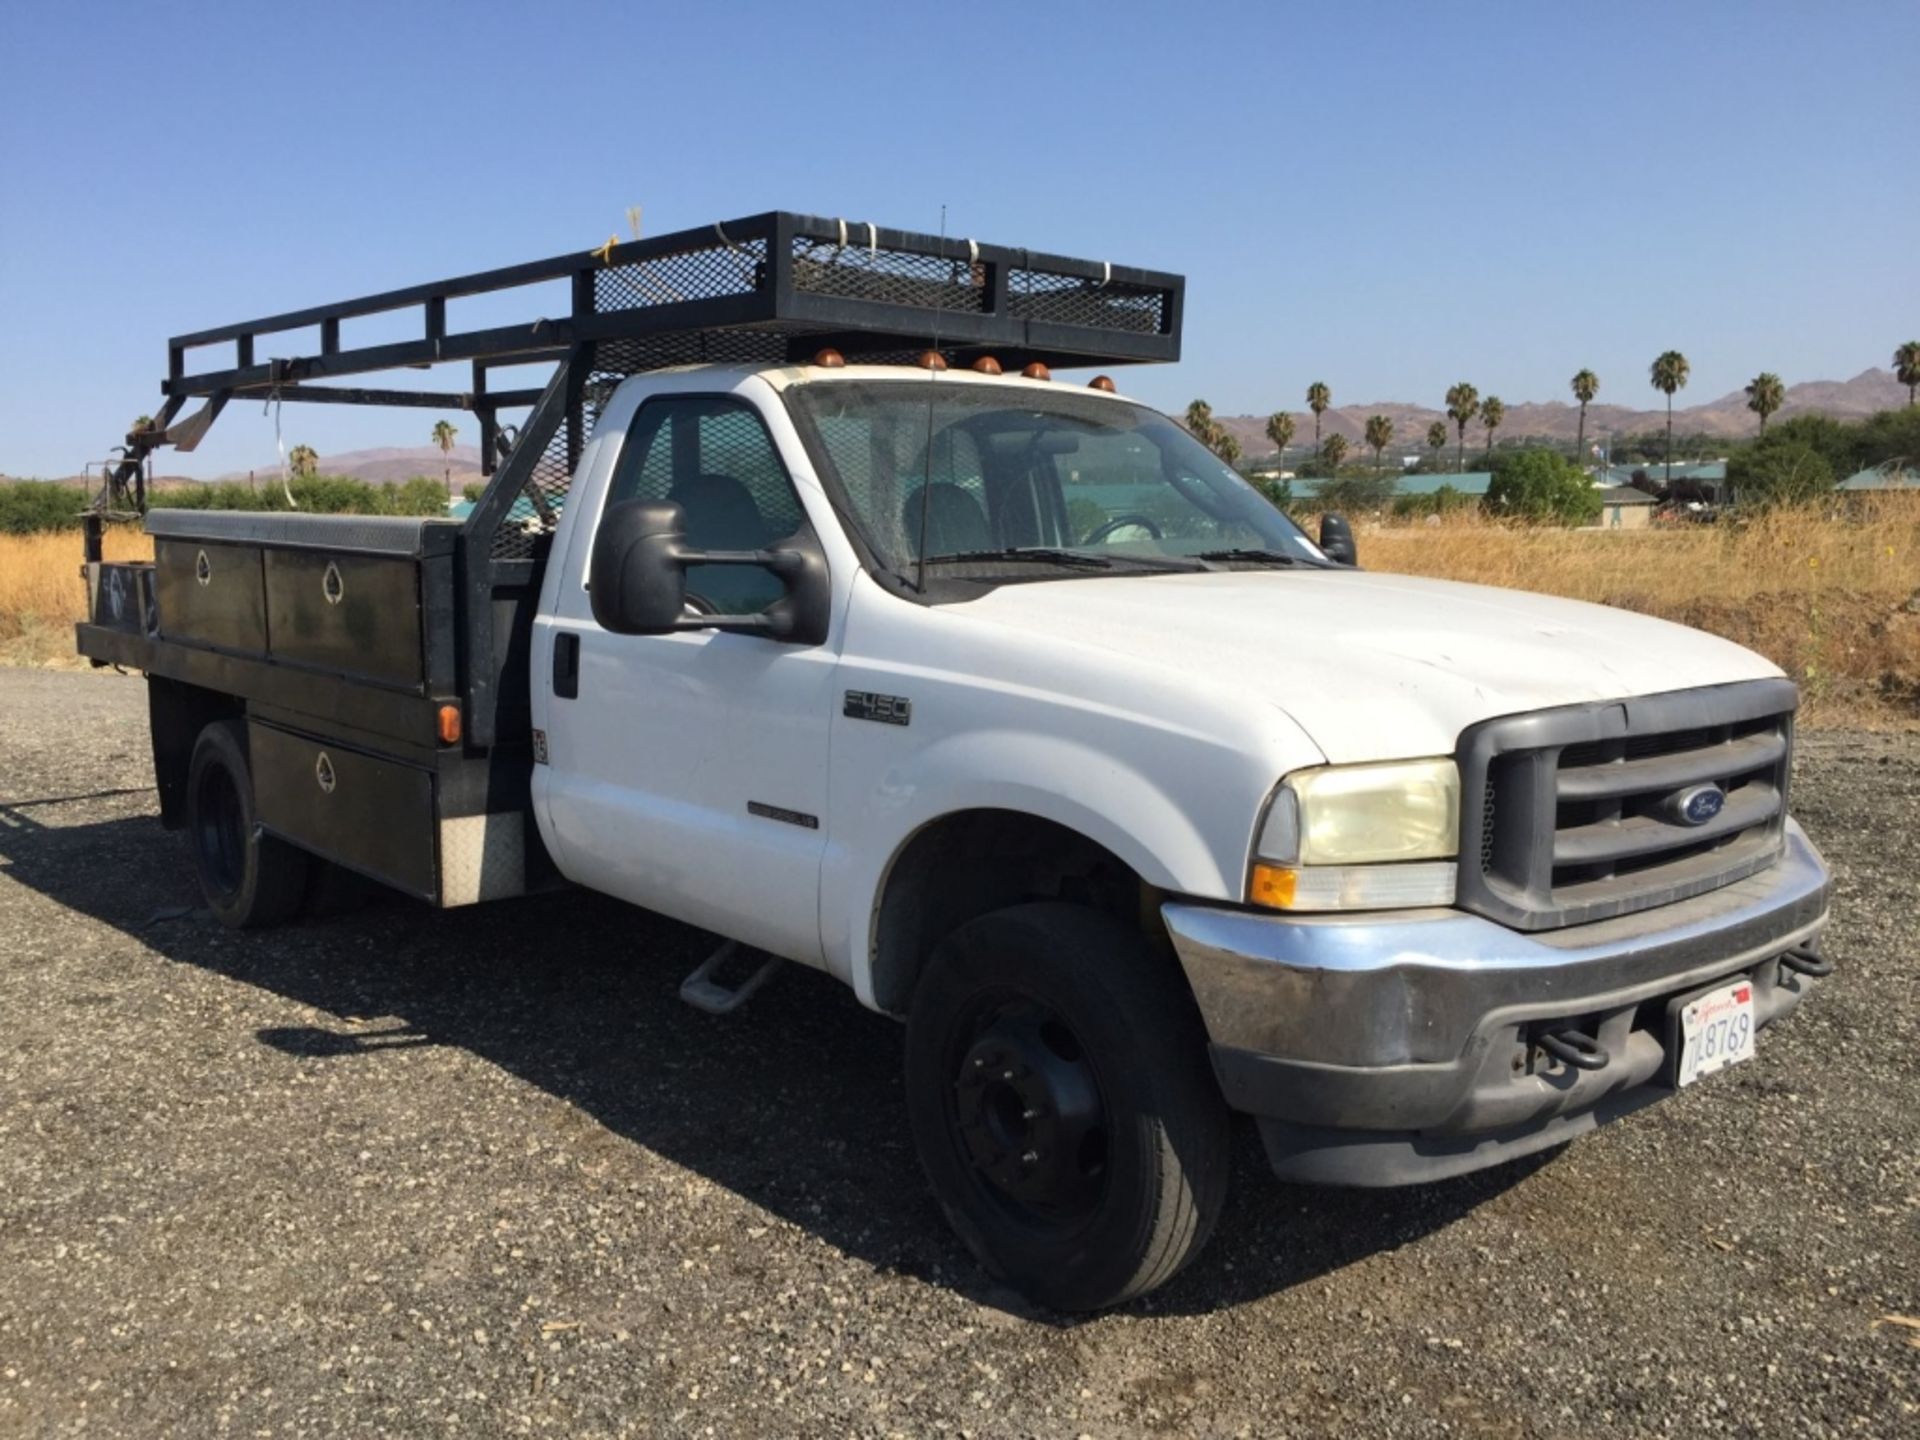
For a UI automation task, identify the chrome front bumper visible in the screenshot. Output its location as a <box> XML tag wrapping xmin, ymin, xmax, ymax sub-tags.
<box><xmin>1163</xmin><ymin>820</ymin><xmax>1831</xmax><ymax>1185</ymax></box>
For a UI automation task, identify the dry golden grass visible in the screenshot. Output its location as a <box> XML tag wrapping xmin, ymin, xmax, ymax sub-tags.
<box><xmin>0</xmin><ymin>529</ymin><xmax>153</xmax><ymax>666</ymax></box>
<box><xmin>2</xmin><ymin>502</ymin><xmax>1916</xmax><ymax>724</ymax></box>
<box><xmin>1362</xmin><ymin>495</ymin><xmax>1920</xmax><ymax>726</ymax></box>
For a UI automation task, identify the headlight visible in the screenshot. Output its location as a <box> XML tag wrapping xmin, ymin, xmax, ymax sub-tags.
<box><xmin>1250</xmin><ymin>758</ymin><xmax>1460</xmax><ymax>911</ymax></box>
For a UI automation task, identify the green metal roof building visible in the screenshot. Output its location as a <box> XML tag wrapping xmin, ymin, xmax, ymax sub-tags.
<box><xmin>1838</xmin><ymin>464</ymin><xmax>1918</xmax><ymax>491</ymax></box>
<box><xmin>1293</xmin><ymin>471</ymin><xmax>1495</xmax><ymax>499</ymax></box>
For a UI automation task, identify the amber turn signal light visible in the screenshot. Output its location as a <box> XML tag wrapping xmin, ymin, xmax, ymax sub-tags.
<box><xmin>437</xmin><ymin>704</ymin><xmax>462</xmax><ymax>745</ymax></box>
<box><xmin>1248</xmin><ymin>862</ymin><xmax>1297</xmax><ymax>909</ymax></box>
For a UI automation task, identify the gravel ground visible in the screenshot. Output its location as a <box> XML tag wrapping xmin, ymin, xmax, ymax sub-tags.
<box><xmin>1</xmin><ymin>666</ymin><xmax>1915</xmax><ymax>1438</ymax></box>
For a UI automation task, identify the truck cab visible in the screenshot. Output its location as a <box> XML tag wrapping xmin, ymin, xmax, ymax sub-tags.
<box><xmin>77</xmin><ymin>213</ymin><xmax>1832</xmax><ymax>1311</ymax></box>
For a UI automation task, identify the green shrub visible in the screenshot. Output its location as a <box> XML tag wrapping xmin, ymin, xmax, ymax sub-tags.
<box><xmin>1745</xmin><ymin>407</ymin><xmax>1920</xmax><ymax>481</ymax></box>
<box><xmin>1392</xmin><ymin>484</ymin><xmax>1476</xmax><ymax>520</ymax></box>
<box><xmin>149</xmin><ymin>474</ymin><xmax>450</xmax><ymax>518</ymax></box>
<box><xmin>1756</xmin><ymin>415</ymin><xmax>1854</xmax><ymax>480</ymax></box>
<box><xmin>0</xmin><ymin>473</ymin><xmax>453</xmax><ymax>533</ymax></box>
<box><xmin>1726</xmin><ymin>439</ymin><xmax>1835</xmax><ymax>507</ymax></box>
<box><xmin>0</xmin><ymin>482</ymin><xmax>90</xmax><ymax>535</ymax></box>
<box><xmin>1312</xmin><ymin>474</ymin><xmax>1397</xmax><ymax>512</ymax></box>
<box><xmin>1484</xmin><ymin>450</ymin><xmax>1602</xmax><ymax>525</ymax></box>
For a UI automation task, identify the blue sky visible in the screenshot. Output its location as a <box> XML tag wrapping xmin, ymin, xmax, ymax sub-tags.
<box><xmin>1</xmin><ymin>0</ymin><xmax>1912</xmax><ymax>478</ymax></box>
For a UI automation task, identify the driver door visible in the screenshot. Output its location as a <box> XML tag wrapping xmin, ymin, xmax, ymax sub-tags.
<box><xmin>535</xmin><ymin>392</ymin><xmax>838</xmax><ymax>966</ymax></box>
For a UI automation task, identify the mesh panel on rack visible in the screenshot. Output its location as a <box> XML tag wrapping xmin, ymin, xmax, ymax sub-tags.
<box><xmin>489</xmin><ymin>418</ymin><xmax>575</xmax><ymax>560</ymax></box>
<box><xmin>1008</xmin><ymin>269</ymin><xmax>1166</xmax><ymax>334</ymax></box>
<box><xmin>592</xmin><ymin>331</ymin><xmax>793</xmax><ymax>377</ymax></box>
<box><xmin>790</xmin><ymin>237</ymin><xmax>989</xmax><ymax>312</ymax></box>
<box><xmin>594</xmin><ymin>238</ymin><xmax>768</xmax><ymax>313</ymax></box>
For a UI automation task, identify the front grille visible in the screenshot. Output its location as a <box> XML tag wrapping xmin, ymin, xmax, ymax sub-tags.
<box><xmin>1456</xmin><ymin>680</ymin><xmax>1798</xmax><ymax>931</ymax></box>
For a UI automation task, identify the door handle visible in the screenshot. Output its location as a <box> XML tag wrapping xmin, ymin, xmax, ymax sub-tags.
<box><xmin>553</xmin><ymin>632</ymin><xmax>580</xmax><ymax>700</ymax></box>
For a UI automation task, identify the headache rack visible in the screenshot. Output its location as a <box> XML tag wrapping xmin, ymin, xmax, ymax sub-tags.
<box><xmin>83</xmin><ymin>211</ymin><xmax>1184</xmax><ymax>752</ymax></box>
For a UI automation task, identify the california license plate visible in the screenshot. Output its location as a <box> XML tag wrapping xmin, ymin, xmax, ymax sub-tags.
<box><xmin>1676</xmin><ymin>979</ymin><xmax>1756</xmax><ymax>1087</ymax></box>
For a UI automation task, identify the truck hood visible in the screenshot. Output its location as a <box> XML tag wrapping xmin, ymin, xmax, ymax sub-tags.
<box><xmin>960</xmin><ymin>569</ymin><xmax>1782</xmax><ymax>763</ymax></box>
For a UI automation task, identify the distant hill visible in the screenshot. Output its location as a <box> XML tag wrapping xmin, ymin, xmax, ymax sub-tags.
<box><xmin>216</xmin><ymin>444</ymin><xmax>486</xmax><ymax>486</ymax></box>
<box><xmin>1210</xmin><ymin>367</ymin><xmax>1911</xmax><ymax>457</ymax></box>
<box><xmin>5</xmin><ymin>444</ymin><xmax>486</xmax><ymax>490</ymax></box>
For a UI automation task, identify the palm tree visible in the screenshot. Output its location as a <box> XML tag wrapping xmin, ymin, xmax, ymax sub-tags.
<box><xmin>1445</xmin><ymin>382</ymin><xmax>1479</xmax><ymax>473</ymax></box>
<box><xmin>1322</xmin><ymin>433</ymin><xmax>1348</xmax><ymax>470</ymax></box>
<box><xmin>1363</xmin><ymin>414</ymin><xmax>1394</xmax><ymax>477</ymax></box>
<box><xmin>1425</xmin><ymin>420</ymin><xmax>1447</xmax><ymax>470</ymax></box>
<box><xmin>432</xmin><ymin>419</ymin><xmax>459</xmax><ymax>499</ymax></box>
<box><xmin>1745</xmin><ymin>373</ymin><xmax>1786</xmax><ymax>434</ymax></box>
<box><xmin>1480</xmin><ymin>396</ymin><xmax>1505</xmax><ymax>458</ymax></box>
<box><xmin>1649</xmin><ymin>350</ymin><xmax>1691</xmax><ymax>486</ymax></box>
<box><xmin>1306</xmin><ymin>382</ymin><xmax>1332</xmax><ymax>449</ymax></box>
<box><xmin>1895</xmin><ymin>341</ymin><xmax>1920</xmax><ymax>407</ymax></box>
<box><xmin>289</xmin><ymin>444</ymin><xmax>319</xmax><ymax>480</ymax></box>
<box><xmin>1184</xmin><ymin>399</ymin><xmax>1233</xmax><ymax>458</ymax></box>
<box><xmin>1264</xmin><ymin>412</ymin><xmax>1296</xmax><ymax>470</ymax></box>
<box><xmin>1570</xmin><ymin>369</ymin><xmax>1599</xmax><ymax>466</ymax></box>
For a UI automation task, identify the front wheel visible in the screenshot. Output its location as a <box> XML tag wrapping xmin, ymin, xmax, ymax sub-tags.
<box><xmin>904</xmin><ymin>902</ymin><xmax>1230</xmax><ymax>1311</ymax></box>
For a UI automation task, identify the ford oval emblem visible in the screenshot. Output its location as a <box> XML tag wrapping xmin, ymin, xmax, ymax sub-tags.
<box><xmin>1667</xmin><ymin>782</ymin><xmax>1725</xmax><ymax>827</ymax></box>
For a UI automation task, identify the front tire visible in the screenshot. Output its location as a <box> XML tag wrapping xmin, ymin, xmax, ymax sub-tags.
<box><xmin>185</xmin><ymin>719</ymin><xmax>309</xmax><ymax>930</ymax></box>
<box><xmin>904</xmin><ymin>902</ymin><xmax>1230</xmax><ymax>1311</ymax></box>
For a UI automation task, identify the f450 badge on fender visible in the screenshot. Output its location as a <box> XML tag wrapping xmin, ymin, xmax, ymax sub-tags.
<box><xmin>844</xmin><ymin>690</ymin><xmax>912</xmax><ymax>726</ymax></box>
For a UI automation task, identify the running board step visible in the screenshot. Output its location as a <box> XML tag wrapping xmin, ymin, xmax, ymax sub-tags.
<box><xmin>678</xmin><ymin>940</ymin><xmax>784</xmax><ymax>1015</ymax></box>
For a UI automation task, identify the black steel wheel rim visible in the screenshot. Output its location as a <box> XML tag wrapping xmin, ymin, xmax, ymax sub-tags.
<box><xmin>946</xmin><ymin>989</ymin><xmax>1111</xmax><ymax>1230</ymax></box>
<box><xmin>193</xmin><ymin>761</ymin><xmax>246</xmax><ymax>899</ymax></box>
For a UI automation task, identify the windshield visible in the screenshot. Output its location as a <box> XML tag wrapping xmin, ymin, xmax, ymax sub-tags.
<box><xmin>782</xmin><ymin>379</ymin><xmax>1325</xmax><ymax>579</ymax></box>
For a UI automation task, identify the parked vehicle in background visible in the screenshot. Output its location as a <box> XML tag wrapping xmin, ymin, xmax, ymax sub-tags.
<box><xmin>78</xmin><ymin>213</ymin><xmax>1832</xmax><ymax>1310</ymax></box>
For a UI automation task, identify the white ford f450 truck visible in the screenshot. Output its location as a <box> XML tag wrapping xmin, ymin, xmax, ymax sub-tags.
<box><xmin>78</xmin><ymin>213</ymin><xmax>1832</xmax><ymax>1310</ymax></box>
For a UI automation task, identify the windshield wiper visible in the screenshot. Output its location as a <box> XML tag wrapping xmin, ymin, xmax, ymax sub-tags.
<box><xmin>921</xmin><ymin>547</ymin><xmax>1114</xmax><ymax>569</ymax></box>
<box><xmin>1192</xmin><ymin>548</ymin><xmax>1307</xmax><ymax>567</ymax></box>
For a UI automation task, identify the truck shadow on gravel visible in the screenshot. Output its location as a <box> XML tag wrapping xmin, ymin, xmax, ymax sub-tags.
<box><xmin>2</xmin><ymin>809</ymin><xmax>1552</xmax><ymax>1321</ymax></box>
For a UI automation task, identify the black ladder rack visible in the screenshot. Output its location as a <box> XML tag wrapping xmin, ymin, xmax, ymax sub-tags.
<box><xmin>94</xmin><ymin>213</ymin><xmax>1184</xmax><ymax>752</ymax></box>
<box><xmin>103</xmin><ymin>211</ymin><xmax>1181</xmax><ymax>511</ymax></box>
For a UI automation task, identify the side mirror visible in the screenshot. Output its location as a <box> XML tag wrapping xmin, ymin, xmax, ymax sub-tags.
<box><xmin>590</xmin><ymin>500</ymin><xmax>692</xmax><ymax>633</ymax></box>
<box><xmin>589</xmin><ymin>499</ymin><xmax>830</xmax><ymax>645</ymax></box>
<box><xmin>1318</xmin><ymin>512</ymin><xmax>1357</xmax><ymax>567</ymax></box>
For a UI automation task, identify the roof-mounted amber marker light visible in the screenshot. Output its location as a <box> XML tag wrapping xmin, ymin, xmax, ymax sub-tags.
<box><xmin>1089</xmin><ymin>375</ymin><xmax>1117</xmax><ymax>392</ymax></box>
<box><xmin>1022</xmin><ymin>362</ymin><xmax>1051</xmax><ymax>381</ymax></box>
<box><xmin>970</xmin><ymin>356</ymin><xmax>1003</xmax><ymax>375</ymax></box>
<box><xmin>917</xmin><ymin>350</ymin><xmax>949</xmax><ymax>371</ymax></box>
<box><xmin>811</xmin><ymin>347</ymin><xmax>847</xmax><ymax>368</ymax></box>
